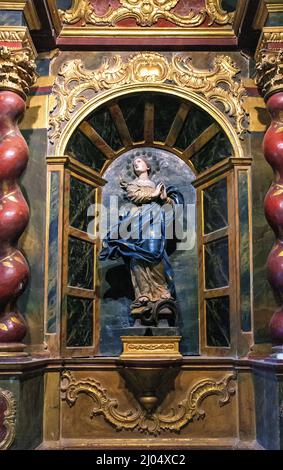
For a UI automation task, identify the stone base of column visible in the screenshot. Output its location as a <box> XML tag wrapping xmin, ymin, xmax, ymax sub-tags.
<box><xmin>0</xmin><ymin>343</ymin><xmax>28</xmax><ymax>358</ymax></box>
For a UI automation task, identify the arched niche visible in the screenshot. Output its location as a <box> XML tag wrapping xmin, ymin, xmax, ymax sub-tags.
<box><xmin>45</xmin><ymin>89</ymin><xmax>252</xmax><ymax>359</ymax></box>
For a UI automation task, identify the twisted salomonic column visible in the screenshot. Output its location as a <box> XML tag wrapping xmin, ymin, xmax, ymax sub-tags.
<box><xmin>257</xmin><ymin>51</ymin><xmax>283</xmax><ymax>359</ymax></box>
<box><xmin>0</xmin><ymin>47</ymin><xmax>37</xmax><ymax>356</ymax></box>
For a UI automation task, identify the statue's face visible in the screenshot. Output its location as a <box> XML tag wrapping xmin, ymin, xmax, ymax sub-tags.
<box><xmin>133</xmin><ymin>157</ymin><xmax>149</xmax><ymax>175</ymax></box>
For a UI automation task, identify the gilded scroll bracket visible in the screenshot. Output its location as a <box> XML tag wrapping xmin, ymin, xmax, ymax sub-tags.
<box><xmin>61</xmin><ymin>370</ymin><xmax>236</xmax><ymax>435</ymax></box>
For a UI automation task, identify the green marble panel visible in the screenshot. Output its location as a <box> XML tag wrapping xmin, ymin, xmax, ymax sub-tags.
<box><xmin>66</xmin><ymin>129</ymin><xmax>106</xmax><ymax>171</ymax></box>
<box><xmin>0</xmin><ymin>374</ymin><xmax>43</xmax><ymax>450</ymax></box>
<box><xmin>66</xmin><ymin>296</ymin><xmax>93</xmax><ymax>347</ymax></box>
<box><xmin>118</xmin><ymin>94</ymin><xmax>145</xmax><ymax>142</ymax></box>
<box><xmin>0</xmin><ymin>11</ymin><xmax>26</xmax><ymax>26</ymax></box>
<box><xmin>47</xmin><ymin>172</ymin><xmax>60</xmax><ymax>334</ymax></box>
<box><xmin>222</xmin><ymin>0</ymin><xmax>237</xmax><ymax>11</ymax></box>
<box><xmin>175</xmin><ymin>107</ymin><xmax>214</xmax><ymax>151</ymax></box>
<box><xmin>203</xmin><ymin>178</ymin><xmax>228</xmax><ymax>234</ymax></box>
<box><xmin>205</xmin><ymin>237</ymin><xmax>229</xmax><ymax>289</ymax></box>
<box><xmin>68</xmin><ymin>237</ymin><xmax>94</xmax><ymax>290</ymax></box>
<box><xmin>238</xmin><ymin>171</ymin><xmax>251</xmax><ymax>331</ymax></box>
<box><xmin>267</xmin><ymin>12</ymin><xmax>283</xmax><ymax>26</ymax></box>
<box><xmin>35</xmin><ymin>59</ymin><xmax>50</xmax><ymax>77</ymax></box>
<box><xmin>191</xmin><ymin>131</ymin><xmax>233</xmax><ymax>174</ymax></box>
<box><xmin>206</xmin><ymin>296</ymin><xmax>230</xmax><ymax>347</ymax></box>
<box><xmin>56</xmin><ymin>0</ymin><xmax>72</xmax><ymax>8</ymax></box>
<box><xmin>88</xmin><ymin>106</ymin><xmax>122</xmax><ymax>151</ymax></box>
<box><xmin>254</xmin><ymin>369</ymin><xmax>280</xmax><ymax>450</ymax></box>
<box><xmin>69</xmin><ymin>176</ymin><xmax>96</xmax><ymax>233</ymax></box>
<box><xmin>154</xmin><ymin>94</ymin><xmax>181</xmax><ymax>142</ymax></box>
<box><xmin>18</xmin><ymin>129</ymin><xmax>47</xmax><ymax>347</ymax></box>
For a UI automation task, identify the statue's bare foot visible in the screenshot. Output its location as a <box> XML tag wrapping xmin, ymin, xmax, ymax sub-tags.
<box><xmin>139</xmin><ymin>296</ymin><xmax>149</xmax><ymax>304</ymax></box>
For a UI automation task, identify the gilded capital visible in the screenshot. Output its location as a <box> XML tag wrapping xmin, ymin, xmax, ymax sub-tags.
<box><xmin>256</xmin><ymin>50</ymin><xmax>283</xmax><ymax>100</ymax></box>
<box><xmin>0</xmin><ymin>46</ymin><xmax>37</xmax><ymax>99</ymax></box>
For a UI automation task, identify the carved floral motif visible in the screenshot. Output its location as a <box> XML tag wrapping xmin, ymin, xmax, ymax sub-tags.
<box><xmin>60</xmin><ymin>0</ymin><xmax>234</xmax><ymax>28</ymax></box>
<box><xmin>49</xmin><ymin>52</ymin><xmax>247</xmax><ymax>144</ymax></box>
<box><xmin>61</xmin><ymin>370</ymin><xmax>236</xmax><ymax>435</ymax></box>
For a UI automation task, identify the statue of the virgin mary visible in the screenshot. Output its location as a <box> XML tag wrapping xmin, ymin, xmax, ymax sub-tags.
<box><xmin>99</xmin><ymin>155</ymin><xmax>183</xmax><ymax>325</ymax></box>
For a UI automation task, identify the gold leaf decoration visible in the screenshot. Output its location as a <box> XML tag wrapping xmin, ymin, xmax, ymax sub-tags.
<box><xmin>256</xmin><ymin>50</ymin><xmax>283</xmax><ymax>100</ymax></box>
<box><xmin>0</xmin><ymin>46</ymin><xmax>37</xmax><ymax>99</ymax></box>
<box><xmin>61</xmin><ymin>370</ymin><xmax>236</xmax><ymax>435</ymax></box>
<box><xmin>0</xmin><ymin>388</ymin><xmax>16</xmax><ymax>450</ymax></box>
<box><xmin>49</xmin><ymin>52</ymin><xmax>247</xmax><ymax>144</ymax></box>
<box><xmin>205</xmin><ymin>0</ymin><xmax>234</xmax><ymax>25</ymax></box>
<box><xmin>60</xmin><ymin>0</ymin><xmax>234</xmax><ymax>28</ymax></box>
<box><xmin>171</xmin><ymin>54</ymin><xmax>247</xmax><ymax>137</ymax></box>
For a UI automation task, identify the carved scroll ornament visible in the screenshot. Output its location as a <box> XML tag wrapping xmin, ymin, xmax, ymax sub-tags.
<box><xmin>61</xmin><ymin>370</ymin><xmax>236</xmax><ymax>435</ymax></box>
<box><xmin>0</xmin><ymin>388</ymin><xmax>16</xmax><ymax>450</ymax></box>
<box><xmin>49</xmin><ymin>52</ymin><xmax>247</xmax><ymax>144</ymax></box>
<box><xmin>60</xmin><ymin>0</ymin><xmax>234</xmax><ymax>28</ymax></box>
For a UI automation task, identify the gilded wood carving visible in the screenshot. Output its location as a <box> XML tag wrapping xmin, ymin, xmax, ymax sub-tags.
<box><xmin>49</xmin><ymin>52</ymin><xmax>247</xmax><ymax>144</ymax></box>
<box><xmin>0</xmin><ymin>46</ymin><xmax>37</xmax><ymax>98</ymax></box>
<box><xmin>0</xmin><ymin>388</ymin><xmax>16</xmax><ymax>450</ymax></box>
<box><xmin>60</xmin><ymin>0</ymin><xmax>234</xmax><ymax>27</ymax></box>
<box><xmin>256</xmin><ymin>50</ymin><xmax>283</xmax><ymax>99</ymax></box>
<box><xmin>61</xmin><ymin>370</ymin><xmax>236</xmax><ymax>435</ymax></box>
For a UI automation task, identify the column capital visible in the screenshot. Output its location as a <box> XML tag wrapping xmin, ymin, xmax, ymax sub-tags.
<box><xmin>0</xmin><ymin>45</ymin><xmax>37</xmax><ymax>99</ymax></box>
<box><xmin>256</xmin><ymin>49</ymin><xmax>283</xmax><ymax>100</ymax></box>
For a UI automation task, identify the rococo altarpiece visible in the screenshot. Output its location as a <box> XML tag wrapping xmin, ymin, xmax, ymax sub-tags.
<box><xmin>0</xmin><ymin>0</ymin><xmax>283</xmax><ymax>450</ymax></box>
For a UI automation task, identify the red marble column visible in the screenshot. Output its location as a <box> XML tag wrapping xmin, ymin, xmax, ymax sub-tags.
<box><xmin>0</xmin><ymin>91</ymin><xmax>30</xmax><ymax>356</ymax></box>
<box><xmin>0</xmin><ymin>47</ymin><xmax>37</xmax><ymax>357</ymax></box>
<box><xmin>257</xmin><ymin>51</ymin><xmax>283</xmax><ymax>359</ymax></box>
<box><xmin>264</xmin><ymin>92</ymin><xmax>283</xmax><ymax>359</ymax></box>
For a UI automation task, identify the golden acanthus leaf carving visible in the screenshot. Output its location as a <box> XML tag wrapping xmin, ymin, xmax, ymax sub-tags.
<box><xmin>60</xmin><ymin>0</ymin><xmax>234</xmax><ymax>28</ymax></box>
<box><xmin>61</xmin><ymin>370</ymin><xmax>236</xmax><ymax>435</ymax></box>
<box><xmin>0</xmin><ymin>46</ymin><xmax>37</xmax><ymax>99</ymax></box>
<box><xmin>49</xmin><ymin>52</ymin><xmax>247</xmax><ymax>144</ymax></box>
<box><xmin>0</xmin><ymin>388</ymin><xmax>16</xmax><ymax>450</ymax></box>
<box><xmin>256</xmin><ymin>50</ymin><xmax>283</xmax><ymax>100</ymax></box>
